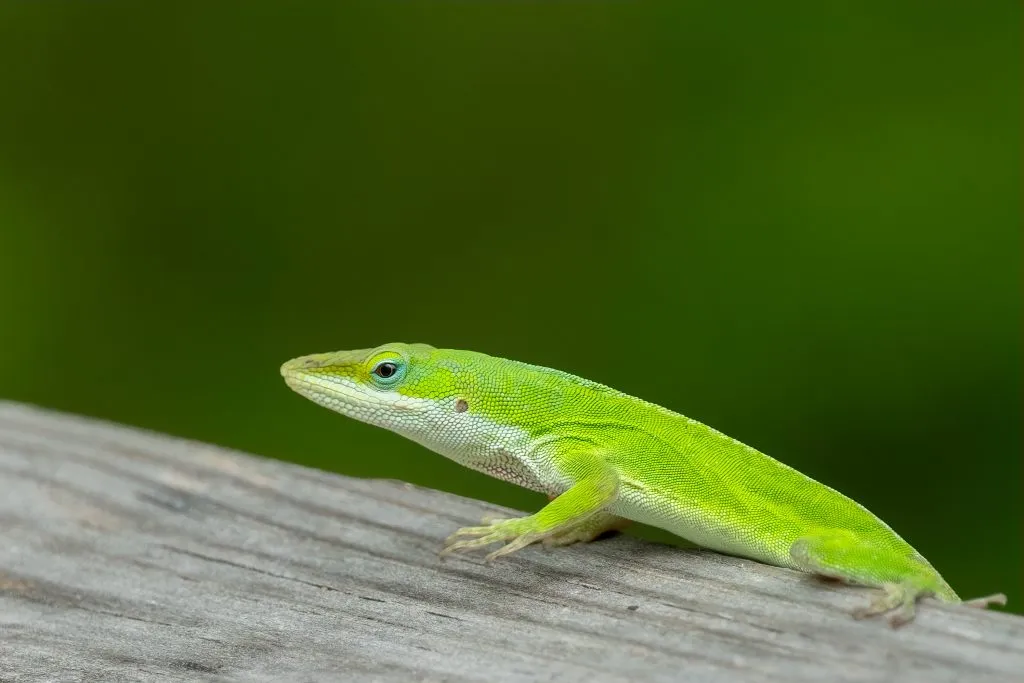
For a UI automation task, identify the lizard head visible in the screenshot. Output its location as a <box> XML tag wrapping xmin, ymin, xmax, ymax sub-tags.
<box><xmin>280</xmin><ymin>342</ymin><xmax>465</xmax><ymax>435</ymax></box>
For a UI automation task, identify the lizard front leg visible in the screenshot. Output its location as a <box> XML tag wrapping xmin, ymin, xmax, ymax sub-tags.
<box><xmin>440</xmin><ymin>458</ymin><xmax>619</xmax><ymax>563</ymax></box>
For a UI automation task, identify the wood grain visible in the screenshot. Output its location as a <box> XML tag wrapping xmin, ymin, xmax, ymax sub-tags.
<box><xmin>0</xmin><ymin>401</ymin><xmax>1020</xmax><ymax>683</ymax></box>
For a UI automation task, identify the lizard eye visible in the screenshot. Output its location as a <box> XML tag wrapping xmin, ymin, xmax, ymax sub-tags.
<box><xmin>373</xmin><ymin>362</ymin><xmax>398</xmax><ymax>379</ymax></box>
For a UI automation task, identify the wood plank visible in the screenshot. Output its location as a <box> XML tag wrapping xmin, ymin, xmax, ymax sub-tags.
<box><xmin>0</xmin><ymin>400</ymin><xmax>1020</xmax><ymax>683</ymax></box>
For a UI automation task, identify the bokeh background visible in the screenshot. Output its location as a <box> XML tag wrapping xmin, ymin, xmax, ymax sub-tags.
<box><xmin>1</xmin><ymin>3</ymin><xmax>1019</xmax><ymax>610</ymax></box>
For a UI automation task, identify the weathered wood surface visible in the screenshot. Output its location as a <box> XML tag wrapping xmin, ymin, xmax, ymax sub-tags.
<box><xmin>0</xmin><ymin>401</ymin><xmax>1020</xmax><ymax>683</ymax></box>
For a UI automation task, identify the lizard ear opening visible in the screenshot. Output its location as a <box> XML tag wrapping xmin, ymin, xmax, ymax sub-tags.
<box><xmin>455</xmin><ymin>399</ymin><xmax>469</xmax><ymax>413</ymax></box>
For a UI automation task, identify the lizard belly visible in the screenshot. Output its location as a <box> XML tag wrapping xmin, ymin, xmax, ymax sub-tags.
<box><xmin>610</xmin><ymin>480</ymin><xmax>799</xmax><ymax>569</ymax></box>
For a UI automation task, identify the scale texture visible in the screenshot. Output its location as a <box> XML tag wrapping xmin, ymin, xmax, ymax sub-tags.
<box><xmin>0</xmin><ymin>401</ymin><xmax>1021</xmax><ymax>683</ymax></box>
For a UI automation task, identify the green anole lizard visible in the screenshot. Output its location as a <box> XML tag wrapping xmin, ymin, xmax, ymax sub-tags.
<box><xmin>281</xmin><ymin>343</ymin><xmax>1005</xmax><ymax>626</ymax></box>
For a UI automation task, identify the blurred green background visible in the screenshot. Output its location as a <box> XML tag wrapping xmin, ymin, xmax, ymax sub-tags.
<box><xmin>0</xmin><ymin>3</ymin><xmax>1019</xmax><ymax>611</ymax></box>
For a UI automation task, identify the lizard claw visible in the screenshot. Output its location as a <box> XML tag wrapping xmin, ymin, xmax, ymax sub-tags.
<box><xmin>440</xmin><ymin>535</ymin><xmax>505</xmax><ymax>557</ymax></box>
<box><xmin>483</xmin><ymin>535</ymin><xmax>538</xmax><ymax>562</ymax></box>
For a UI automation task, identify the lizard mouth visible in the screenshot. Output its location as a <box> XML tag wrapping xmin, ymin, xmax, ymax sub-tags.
<box><xmin>281</xmin><ymin>364</ymin><xmax>431</xmax><ymax>423</ymax></box>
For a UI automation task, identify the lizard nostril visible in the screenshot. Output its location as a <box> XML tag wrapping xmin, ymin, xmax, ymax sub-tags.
<box><xmin>455</xmin><ymin>399</ymin><xmax>469</xmax><ymax>413</ymax></box>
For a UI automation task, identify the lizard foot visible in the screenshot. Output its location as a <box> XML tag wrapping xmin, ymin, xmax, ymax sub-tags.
<box><xmin>852</xmin><ymin>583</ymin><xmax>925</xmax><ymax>628</ymax></box>
<box><xmin>852</xmin><ymin>588</ymin><xmax>1006</xmax><ymax>627</ymax></box>
<box><xmin>440</xmin><ymin>516</ymin><xmax>542</xmax><ymax>562</ymax></box>
<box><xmin>438</xmin><ymin>510</ymin><xmax>627</xmax><ymax>560</ymax></box>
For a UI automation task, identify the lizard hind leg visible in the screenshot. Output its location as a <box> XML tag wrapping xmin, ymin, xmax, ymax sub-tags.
<box><xmin>789</xmin><ymin>530</ymin><xmax>954</xmax><ymax>628</ymax></box>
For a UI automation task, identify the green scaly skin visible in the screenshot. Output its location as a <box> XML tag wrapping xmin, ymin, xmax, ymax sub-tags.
<box><xmin>281</xmin><ymin>343</ymin><xmax>1006</xmax><ymax>627</ymax></box>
